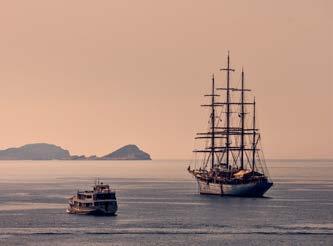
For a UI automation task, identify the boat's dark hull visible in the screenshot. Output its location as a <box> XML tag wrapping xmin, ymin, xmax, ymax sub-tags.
<box><xmin>197</xmin><ymin>179</ymin><xmax>273</xmax><ymax>197</ymax></box>
<box><xmin>66</xmin><ymin>204</ymin><xmax>118</xmax><ymax>216</ymax></box>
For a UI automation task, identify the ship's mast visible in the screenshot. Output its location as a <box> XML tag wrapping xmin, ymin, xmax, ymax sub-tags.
<box><xmin>220</xmin><ymin>52</ymin><xmax>235</xmax><ymax>168</ymax></box>
<box><xmin>194</xmin><ymin>54</ymin><xmax>258</xmax><ymax>171</ymax></box>
<box><xmin>240</xmin><ymin>69</ymin><xmax>245</xmax><ymax>170</ymax></box>
<box><xmin>252</xmin><ymin>97</ymin><xmax>256</xmax><ymax>172</ymax></box>
<box><xmin>194</xmin><ymin>75</ymin><xmax>220</xmax><ymax>169</ymax></box>
<box><xmin>211</xmin><ymin>74</ymin><xmax>216</xmax><ymax>169</ymax></box>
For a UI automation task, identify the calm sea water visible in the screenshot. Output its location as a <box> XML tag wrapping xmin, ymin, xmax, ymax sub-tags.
<box><xmin>0</xmin><ymin>160</ymin><xmax>332</xmax><ymax>245</ymax></box>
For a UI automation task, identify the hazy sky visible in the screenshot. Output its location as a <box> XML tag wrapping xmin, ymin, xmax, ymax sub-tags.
<box><xmin>0</xmin><ymin>0</ymin><xmax>331</xmax><ymax>159</ymax></box>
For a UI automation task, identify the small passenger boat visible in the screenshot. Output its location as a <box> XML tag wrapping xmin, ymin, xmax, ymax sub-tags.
<box><xmin>67</xmin><ymin>181</ymin><xmax>118</xmax><ymax>215</ymax></box>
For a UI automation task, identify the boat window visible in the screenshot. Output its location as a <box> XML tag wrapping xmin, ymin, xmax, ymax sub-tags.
<box><xmin>96</xmin><ymin>193</ymin><xmax>116</xmax><ymax>200</ymax></box>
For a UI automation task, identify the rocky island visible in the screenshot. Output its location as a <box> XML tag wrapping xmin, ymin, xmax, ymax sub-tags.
<box><xmin>0</xmin><ymin>143</ymin><xmax>151</xmax><ymax>160</ymax></box>
<box><xmin>101</xmin><ymin>145</ymin><xmax>151</xmax><ymax>160</ymax></box>
<box><xmin>0</xmin><ymin>143</ymin><xmax>70</xmax><ymax>160</ymax></box>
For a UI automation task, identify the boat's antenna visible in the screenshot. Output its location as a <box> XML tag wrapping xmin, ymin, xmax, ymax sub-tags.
<box><xmin>220</xmin><ymin>51</ymin><xmax>235</xmax><ymax>169</ymax></box>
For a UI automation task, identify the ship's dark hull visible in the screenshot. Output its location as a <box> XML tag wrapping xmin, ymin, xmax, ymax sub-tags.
<box><xmin>66</xmin><ymin>207</ymin><xmax>117</xmax><ymax>216</ymax></box>
<box><xmin>197</xmin><ymin>179</ymin><xmax>273</xmax><ymax>197</ymax></box>
<box><xmin>67</xmin><ymin>203</ymin><xmax>118</xmax><ymax>216</ymax></box>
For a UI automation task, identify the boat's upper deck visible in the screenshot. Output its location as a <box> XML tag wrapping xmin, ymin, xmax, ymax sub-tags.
<box><xmin>93</xmin><ymin>184</ymin><xmax>111</xmax><ymax>193</ymax></box>
<box><xmin>72</xmin><ymin>183</ymin><xmax>116</xmax><ymax>202</ymax></box>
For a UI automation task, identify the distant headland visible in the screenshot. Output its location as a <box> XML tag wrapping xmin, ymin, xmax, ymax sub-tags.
<box><xmin>0</xmin><ymin>143</ymin><xmax>151</xmax><ymax>160</ymax></box>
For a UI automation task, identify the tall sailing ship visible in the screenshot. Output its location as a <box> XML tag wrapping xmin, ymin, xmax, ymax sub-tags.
<box><xmin>188</xmin><ymin>53</ymin><xmax>273</xmax><ymax>197</ymax></box>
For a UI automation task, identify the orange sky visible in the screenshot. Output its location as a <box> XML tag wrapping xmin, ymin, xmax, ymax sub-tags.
<box><xmin>0</xmin><ymin>0</ymin><xmax>332</xmax><ymax>159</ymax></box>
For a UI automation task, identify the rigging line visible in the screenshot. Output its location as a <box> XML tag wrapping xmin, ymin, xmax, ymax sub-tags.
<box><xmin>254</xmin><ymin>151</ymin><xmax>261</xmax><ymax>172</ymax></box>
<box><xmin>192</xmin><ymin>151</ymin><xmax>196</xmax><ymax>170</ymax></box>
<box><xmin>257</xmin><ymin>123</ymin><xmax>270</xmax><ymax>176</ymax></box>
<box><xmin>234</xmin><ymin>149</ymin><xmax>241</xmax><ymax>166</ymax></box>
<box><xmin>251</xmin><ymin>137</ymin><xmax>262</xmax><ymax>172</ymax></box>
<box><xmin>190</xmin><ymin>129</ymin><xmax>200</xmax><ymax>168</ymax></box>
<box><xmin>203</xmin><ymin>144</ymin><xmax>208</xmax><ymax>169</ymax></box>
<box><xmin>204</xmin><ymin>152</ymin><xmax>211</xmax><ymax>169</ymax></box>
<box><xmin>219</xmin><ymin>151</ymin><xmax>226</xmax><ymax>165</ymax></box>
<box><xmin>245</xmin><ymin>150</ymin><xmax>251</xmax><ymax>169</ymax></box>
<box><xmin>231</xmin><ymin>150</ymin><xmax>238</xmax><ymax>167</ymax></box>
<box><xmin>257</xmin><ymin>154</ymin><xmax>265</xmax><ymax>174</ymax></box>
<box><xmin>259</xmin><ymin>139</ymin><xmax>271</xmax><ymax>179</ymax></box>
<box><xmin>215</xmin><ymin>105</ymin><xmax>225</xmax><ymax>165</ymax></box>
<box><xmin>229</xmin><ymin>105</ymin><xmax>241</xmax><ymax>167</ymax></box>
<box><xmin>202</xmin><ymin>110</ymin><xmax>211</xmax><ymax>168</ymax></box>
<box><xmin>255</xmin><ymin>134</ymin><xmax>261</xmax><ymax>146</ymax></box>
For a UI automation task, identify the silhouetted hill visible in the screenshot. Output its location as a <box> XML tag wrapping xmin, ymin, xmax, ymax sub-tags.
<box><xmin>0</xmin><ymin>143</ymin><xmax>151</xmax><ymax>160</ymax></box>
<box><xmin>101</xmin><ymin>145</ymin><xmax>151</xmax><ymax>160</ymax></box>
<box><xmin>0</xmin><ymin>143</ymin><xmax>70</xmax><ymax>160</ymax></box>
